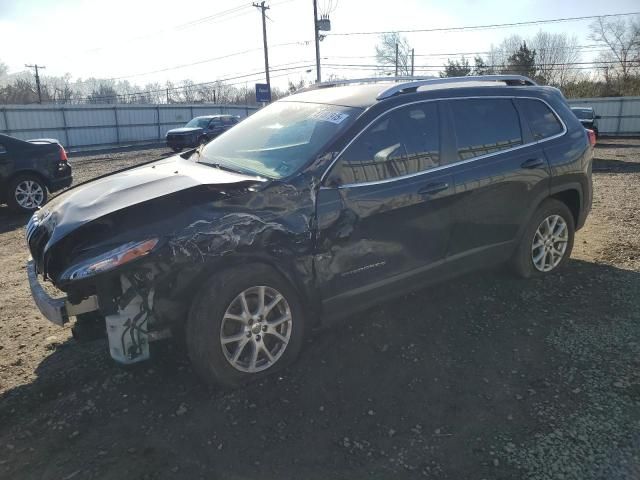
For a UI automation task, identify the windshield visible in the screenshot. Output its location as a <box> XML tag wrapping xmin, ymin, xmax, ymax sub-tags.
<box><xmin>198</xmin><ymin>101</ymin><xmax>360</xmax><ymax>179</ymax></box>
<box><xmin>186</xmin><ymin>117</ymin><xmax>211</xmax><ymax>128</ymax></box>
<box><xmin>572</xmin><ymin>108</ymin><xmax>594</xmax><ymax>120</ymax></box>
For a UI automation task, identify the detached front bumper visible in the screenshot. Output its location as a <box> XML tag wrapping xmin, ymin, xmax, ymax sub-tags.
<box><xmin>26</xmin><ymin>259</ymin><xmax>98</xmax><ymax>326</ymax></box>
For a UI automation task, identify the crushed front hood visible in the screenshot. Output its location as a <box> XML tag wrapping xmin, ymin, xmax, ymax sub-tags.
<box><xmin>38</xmin><ymin>156</ymin><xmax>263</xmax><ymax>248</ymax></box>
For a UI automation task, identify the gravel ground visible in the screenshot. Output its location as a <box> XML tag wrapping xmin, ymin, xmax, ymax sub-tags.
<box><xmin>0</xmin><ymin>140</ymin><xmax>639</xmax><ymax>479</ymax></box>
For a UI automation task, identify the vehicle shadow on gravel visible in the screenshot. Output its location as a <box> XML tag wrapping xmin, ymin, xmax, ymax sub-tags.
<box><xmin>594</xmin><ymin>158</ymin><xmax>640</xmax><ymax>173</ymax></box>
<box><xmin>1</xmin><ymin>259</ymin><xmax>639</xmax><ymax>479</ymax></box>
<box><xmin>0</xmin><ymin>206</ymin><xmax>29</xmax><ymax>234</ymax></box>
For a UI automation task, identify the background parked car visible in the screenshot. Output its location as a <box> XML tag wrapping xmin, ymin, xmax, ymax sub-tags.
<box><xmin>166</xmin><ymin>115</ymin><xmax>239</xmax><ymax>152</ymax></box>
<box><xmin>0</xmin><ymin>133</ymin><xmax>71</xmax><ymax>213</ymax></box>
<box><xmin>571</xmin><ymin>106</ymin><xmax>600</xmax><ymax>136</ymax></box>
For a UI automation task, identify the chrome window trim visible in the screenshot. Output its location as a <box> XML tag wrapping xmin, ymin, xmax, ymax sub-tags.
<box><xmin>319</xmin><ymin>96</ymin><xmax>567</xmax><ymax>189</ymax></box>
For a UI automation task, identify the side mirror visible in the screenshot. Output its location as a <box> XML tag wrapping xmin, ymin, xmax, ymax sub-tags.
<box><xmin>595</xmin><ymin>115</ymin><xmax>601</xmax><ymax>119</ymax></box>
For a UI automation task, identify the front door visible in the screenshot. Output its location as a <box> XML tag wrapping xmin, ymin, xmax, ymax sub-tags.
<box><xmin>314</xmin><ymin>101</ymin><xmax>456</xmax><ymax>314</ymax></box>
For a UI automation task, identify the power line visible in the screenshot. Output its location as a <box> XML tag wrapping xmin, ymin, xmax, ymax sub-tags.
<box><xmin>76</xmin><ymin>62</ymin><xmax>315</xmax><ymax>102</ymax></box>
<box><xmin>323</xmin><ymin>59</ymin><xmax>640</xmax><ymax>68</ymax></box>
<box><xmin>107</xmin><ymin>40</ymin><xmax>313</xmax><ymax>80</ymax></box>
<box><xmin>71</xmin><ymin>0</ymin><xmax>298</xmax><ymax>58</ymax></box>
<box><xmin>327</xmin><ymin>11</ymin><xmax>640</xmax><ymax>36</ymax></box>
<box><xmin>321</xmin><ymin>45</ymin><xmax>610</xmax><ymax>60</ymax></box>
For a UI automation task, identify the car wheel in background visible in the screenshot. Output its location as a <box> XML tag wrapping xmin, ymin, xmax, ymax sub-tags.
<box><xmin>186</xmin><ymin>264</ymin><xmax>306</xmax><ymax>387</ymax></box>
<box><xmin>512</xmin><ymin>198</ymin><xmax>575</xmax><ymax>278</ymax></box>
<box><xmin>198</xmin><ymin>135</ymin><xmax>208</xmax><ymax>146</ymax></box>
<box><xmin>171</xmin><ymin>146</ymin><xmax>182</xmax><ymax>153</ymax></box>
<box><xmin>7</xmin><ymin>175</ymin><xmax>48</xmax><ymax>213</ymax></box>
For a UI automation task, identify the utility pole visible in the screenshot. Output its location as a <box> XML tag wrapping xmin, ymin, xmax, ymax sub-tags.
<box><xmin>312</xmin><ymin>0</ymin><xmax>321</xmax><ymax>83</ymax></box>
<box><xmin>25</xmin><ymin>64</ymin><xmax>46</xmax><ymax>104</ymax></box>
<box><xmin>394</xmin><ymin>43</ymin><xmax>399</xmax><ymax>78</ymax></box>
<box><xmin>253</xmin><ymin>1</ymin><xmax>271</xmax><ymax>92</ymax></box>
<box><xmin>411</xmin><ymin>48</ymin><xmax>415</xmax><ymax>76</ymax></box>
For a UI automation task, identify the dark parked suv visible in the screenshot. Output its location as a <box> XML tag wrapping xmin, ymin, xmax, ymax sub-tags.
<box><xmin>26</xmin><ymin>76</ymin><xmax>593</xmax><ymax>387</ymax></box>
<box><xmin>166</xmin><ymin>115</ymin><xmax>239</xmax><ymax>152</ymax></box>
<box><xmin>1</xmin><ymin>134</ymin><xmax>72</xmax><ymax>213</ymax></box>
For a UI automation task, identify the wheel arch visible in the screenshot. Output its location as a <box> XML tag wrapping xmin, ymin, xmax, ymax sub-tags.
<box><xmin>180</xmin><ymin>254</ymin><xmax>321</xmax><ymax>327</ymax></box>
<box><xmin>7</xmin><ymin>169</ymin><xmax>51</xmax><ymax>191</ymax></box>
<box><xmin>549</xmin><ymin>187</ymin><xmax>581</xmax><ymax>228</ymax></box>
<box><xmin>514</xmin><ymin>183</ymin><xmax>583</xmax><ymax>247</ymax></box>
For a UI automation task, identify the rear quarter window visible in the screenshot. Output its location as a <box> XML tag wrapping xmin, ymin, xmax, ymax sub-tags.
<box><xmin>449</xmin><ymin>98</ymin><xmax>523</xmax><ymax>160</ymax></box>
<box><xmin>518</xmin><ymin>99</ymin><xmax>564</xmax><ymax>140</ymax></box>
<box><xmin>0</xmin><ymin>144</ymin><xmax>6</xmax><ymax>154</ymax></box>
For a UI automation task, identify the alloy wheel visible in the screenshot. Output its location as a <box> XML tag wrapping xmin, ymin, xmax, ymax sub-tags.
<box><xmin>220</xmin><ymin>286</ymin><xmax>292</xmax><ymax>373</ymax></box>
<box><xmin>14</xmin><ymin>180</ymin><xmax>45</xmax><ymax>210</ymax></box>
<box><xmin>531</xmin><ymin>214</ymin><xmax>569</xmax><ymax>272</ymax></box>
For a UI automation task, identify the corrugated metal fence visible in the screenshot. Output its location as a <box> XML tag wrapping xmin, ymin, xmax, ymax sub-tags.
<box><xmin>1</xmin><ymin>97</ymin><xmax>638</xmax><ymax>149</ymax></box>
<box><xmin>0</xmin><ymin>103</ymin><xmax>259</xmax><ymax>150</ymax></box>
<box><xmin>566</xmin><ymin>96</ymin><xmax>640</xmax><ymax>136</ymax></box>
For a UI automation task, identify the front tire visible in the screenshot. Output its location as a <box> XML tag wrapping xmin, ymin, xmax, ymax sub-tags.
<box><xmin>512</xmin><ymin>199</ymin><xmax>575</xmax><ymax>278</ymax></box>
<box><xmin>186</xmin><ymin>264</ymin><xmax>306</xmax><ymax>387</ymax></box>
<box><xmin>7</xmin><ymin>175</ymin><xmax>48</xmax><ymax>213</ymax></box>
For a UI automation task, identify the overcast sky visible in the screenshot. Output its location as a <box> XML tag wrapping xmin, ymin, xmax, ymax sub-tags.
<box><xmin>0</xmin><ymin>0</ymin><xmax>638</xmax><ymax>90</ymax></box>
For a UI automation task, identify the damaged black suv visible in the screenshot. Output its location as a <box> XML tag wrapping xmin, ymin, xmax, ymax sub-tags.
<box><xmin>26</xmin><ymin>76</ymin><xmax>593</xmax><ymax>387</ymax></box>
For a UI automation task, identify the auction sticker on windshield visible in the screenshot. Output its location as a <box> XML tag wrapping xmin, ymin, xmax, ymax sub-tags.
<box><xmin>310</xmin><ymin>110</ymin><xmax>350</xmax><ymax>124</ymax></box>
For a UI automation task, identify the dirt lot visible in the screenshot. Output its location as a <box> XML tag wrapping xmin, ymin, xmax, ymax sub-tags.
<box><xmin>0</xmin><ymin>140</ymin><xmax>639</xmax><ymax>480</ymax></box>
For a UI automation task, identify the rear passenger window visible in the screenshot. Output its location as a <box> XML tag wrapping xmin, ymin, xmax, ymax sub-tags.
<box><xmin>449</xmin><ymin>98</ymin><xmax>522</xmax><ymax>160</ymax></box>
<box><xmin>331</xmin><ymin>102</ymin><xmax>440</xmax><ymax>185</ymax></box>
<box><xmin>517</xmin><ymin>99</ymin><xmax>564</xmax><ymax>140</ymax></box>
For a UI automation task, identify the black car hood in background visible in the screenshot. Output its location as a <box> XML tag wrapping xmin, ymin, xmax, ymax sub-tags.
<box><xmin>167</xmin><ymin>127</ymin><xmax>203</xmax><ymax>135</ymax></box>
<box><xmin>39</xmin><ymin>156</ymin><xmax>263</xmax><ymax>247</ymax></box>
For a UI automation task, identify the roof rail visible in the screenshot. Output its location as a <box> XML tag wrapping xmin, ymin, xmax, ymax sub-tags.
<box><xmin>300</xmin><ymin>76</ymin><xmax>437</xmax><ymax>92</ymax></box>
<box><xmin>376</xmin><ymin>75</ymin><xmax>538</xmax><ymax>100</ymax></box>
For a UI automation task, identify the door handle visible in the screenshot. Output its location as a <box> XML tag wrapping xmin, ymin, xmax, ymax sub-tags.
<box><xmin>521</xmin><ymin>158</ymin><xmax>545</xmax><ymax>169</ymax></box>
<box><xmin>418</xmin><ymin>182</ymin><xmax>449</xmax><ymax>196</ymax></box>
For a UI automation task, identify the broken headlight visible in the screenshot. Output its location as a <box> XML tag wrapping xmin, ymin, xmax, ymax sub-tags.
<box><xmin>60</xmin><ymin>239</ymin><xmax>159</xmax><ymax>281</ymax></box>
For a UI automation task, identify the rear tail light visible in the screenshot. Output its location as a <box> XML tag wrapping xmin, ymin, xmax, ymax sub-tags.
<box><xmin>59</xmin><ymin>146</ymin><xmax>68</xmax><ymax>162</ymax></box>
<box><xmin>586</xmin><ymin>129</ymin><xmax>596</xmax><ymax>147</ymax></box>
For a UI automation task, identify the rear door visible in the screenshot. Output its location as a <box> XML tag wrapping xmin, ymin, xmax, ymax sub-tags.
<box><xmin>315</xmin><ymin>101</ymin><xmax>456</xmax><ymax>311</ymax></box>
<box><xmin>443</xmin><ymin>97</ymin><xmax>551</xmax><ymax>261</ymax></box>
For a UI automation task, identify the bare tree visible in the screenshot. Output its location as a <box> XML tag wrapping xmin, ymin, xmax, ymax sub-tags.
<box><xmin>180</xmin><ymin>80</ymin><xmax>197</xmax><ymax>103</ymax></box>
<box><xmin>529</xmin><ymin>31</ymin><xmax>581</xmax><ymax>87</ymax></box>
<box><xmin>375</xmin><ymin>32</ymin><xmax>412</xmax><ymax>76</ymax></box>
<box><xmin>589</xmin><ymin>16</ymin><xmax>640</xmax><ymax>83</ymax></box>
<box><xmin>487</xmin><ymin>35</ymin><xmax>524</xmax><ymax>73</ymax></box>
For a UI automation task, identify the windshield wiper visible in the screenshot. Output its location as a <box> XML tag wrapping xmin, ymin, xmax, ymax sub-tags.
<box><xmin>203</xmin><ymin>158</ymin><xmax>249</xmax><ymax>176</ymax></box>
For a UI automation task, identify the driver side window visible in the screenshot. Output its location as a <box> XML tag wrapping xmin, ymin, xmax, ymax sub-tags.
<box><xmin>328</xmin><ymin>102</ymin><xmax>440</xmax><ymax>185</ymax></box>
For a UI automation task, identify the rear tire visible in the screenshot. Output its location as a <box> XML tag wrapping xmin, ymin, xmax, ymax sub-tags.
<box><xmin>512</xmin><ymin>199</ymin><xmax>575</xmax><ymax>278</ymax></box>
<box><xmin>171</xmin><ymin>147</ymin><xmax>182</xmax><ymax>153</ymax></box>
<box><xmin>186</xmin><ymin>264</ymin><xmax>306</xmax><ymax>388</ymax></box>
<box><xmin>7</xmin><ymin>175</ymin><xmax>48</xmax><ymax>213</ymax></box>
